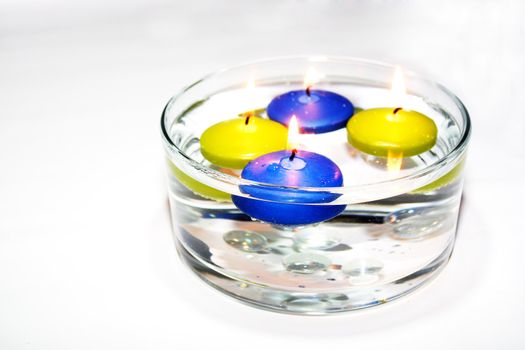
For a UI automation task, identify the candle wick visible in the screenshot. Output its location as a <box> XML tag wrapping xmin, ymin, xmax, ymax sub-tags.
<box><xmin>289</xmin><ymin>149</ymin><xmax>298</xmax><ymax>161</ymax></box>
<box><xmin>393</xmin><ymin>107</ymin><xmax>402</xmax><ymax>114</ymax></box>
<box><xmin>305</xmin><ymin>85</ymin><xmax>312</xmax><ymax>97</ymax></box>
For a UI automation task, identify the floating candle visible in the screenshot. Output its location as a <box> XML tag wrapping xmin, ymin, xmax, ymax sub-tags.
<box><xmin>200</xmin><ymin>114</ymin><xmax>288</xmax><ymax>169</ymax></box>
<box><xmin>411</xmin><ymin>159</ymin><xmax>465</xmax><ymax>193</ymax></box>
<box><xmin>346</xmin><ymin>107</ymin><xmax>438</xmax><ymax>157</ymax></box>
<box><xmin>168</xmin><ymin>160</ymin><xmax>231</xmax><ymax>202</ymax></box>
<box><xmin>267</xmin><ymin>68</ymin><xmax>354</xmax><ymax>133</ymax></box>
<box><xmin>346</xmin><ymin>67</ymin><xmax>437</xmax><ymax>160</ymax></box>
<box><xmin>232</xmin><ymin>117</ymin><xmax>346</xmax><ymax>226</ymax></box>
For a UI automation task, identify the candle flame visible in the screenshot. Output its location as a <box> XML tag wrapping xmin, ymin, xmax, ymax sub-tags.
<box><xmin>391</xmin><ymin>66</ymin><xmax>406</xmax><ymax>106</ymax></box>
<box><xmin>243</xmin><ymin>76</ymin><xmax>256</xmax><ymax>116</ymax></box>
<box><xmin>387</xmin><ymin>149</ymin><xmax>403</xmax><ymax>173</ymax></box>
<box><xmin>246</xmin><ymin>76</ymin><xmax>256</xmax><ymax>90</ymax></box>
<box><xmin>303</xmin><ymin>67</ymin><xmax>324</xmax><ymax>89</ymax></box>
<box><xmin>287</xmin><ymin>115</ymin><xmax>300</xmax><ymax>150</ymax></box>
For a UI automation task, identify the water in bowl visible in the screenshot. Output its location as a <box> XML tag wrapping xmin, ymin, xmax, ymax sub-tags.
<box><xmin>164</xmin><ymin>82</ymin><xmax>464</xmax><ymax>314</ymax></box>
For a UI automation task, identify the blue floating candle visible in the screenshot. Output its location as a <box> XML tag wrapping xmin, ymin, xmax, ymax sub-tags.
<box><xmin>267</xmin><ymin>89</ymin><xmax>354</xmax><ymax>133</ymax></box>
<box><xmin>267</xmin><ymin>70</ymin><xmax>354</xmax><ymax>133</ymax></box>
<box><xmin>231</xmin><ymin>147</ymin><xmax>346</xmax><ymax>226</ymax></box>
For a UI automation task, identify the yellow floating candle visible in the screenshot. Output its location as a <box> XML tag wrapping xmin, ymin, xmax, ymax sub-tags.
<box><xmin>168</xmin><ymin>160</ymin><xmax>232</xmax><ymax>202</ymax></box>
<box><xmin>200</xmin><ymin>115</ymin><xmax>288</xmax><ymax>169</ymax></box>
<box><xmin>411</xmin><ymin>159</ymin><xmax>464</xmax><ymax>193</ymax></box>
<box><xmin>346</xmin><ymin>107</ymin><xmax>437</xmax><ymax>157</ymax></box>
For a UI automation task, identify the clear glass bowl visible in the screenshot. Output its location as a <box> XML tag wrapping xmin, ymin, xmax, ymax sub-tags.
<box><xmin>161</xmin><ymin>56</ymin><xmax>471</xmax><ymax>315</ymax></box>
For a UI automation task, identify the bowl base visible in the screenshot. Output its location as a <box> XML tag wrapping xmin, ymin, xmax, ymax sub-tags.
<box><xmin>175</xmin><ymin>239</ymin><xmax>454</xmax><ymax>315</ymax></box>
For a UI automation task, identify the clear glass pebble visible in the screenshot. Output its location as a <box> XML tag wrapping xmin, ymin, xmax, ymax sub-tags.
<box><xmin>343</xmin><ymin>258</ymin><xmax>384</xmax><ymax>285</ymax></box>
<box><xmin>283</xmin><ymin>253</ymin><xmax>331</xmax><ymax>274</ymax></box>
<box><xmin>223</xmin><ymin>230</ymin><xmax>268</xmax><ymax>252</ymax></box>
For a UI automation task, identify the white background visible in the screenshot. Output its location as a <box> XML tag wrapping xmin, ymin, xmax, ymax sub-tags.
<box><xmin>1</xmin><ymin>0</ymin><xmax>524</xmax><ymax>349</ymax></box>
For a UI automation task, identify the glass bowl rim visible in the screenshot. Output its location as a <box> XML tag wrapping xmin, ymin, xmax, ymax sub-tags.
<box><xmin>160</xmin><ymin>55</ymin><xmax>471</xmax><ymax>193</ymax></box>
